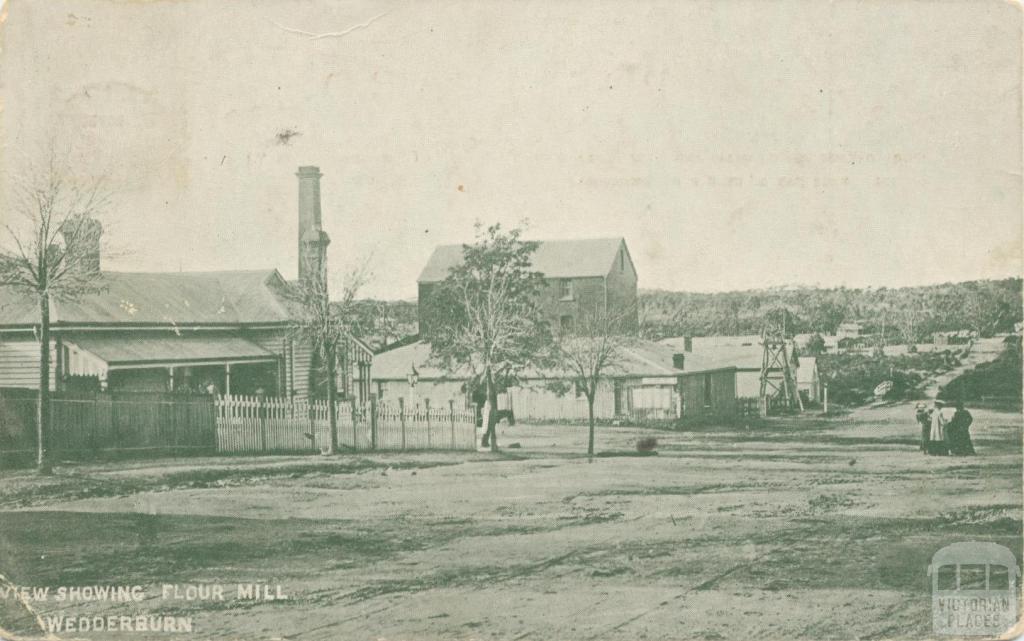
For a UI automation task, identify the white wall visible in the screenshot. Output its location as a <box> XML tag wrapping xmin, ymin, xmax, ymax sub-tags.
<box><xmin>736</xmin><ymin>370</ymin><xmax>761</xmax><ymax>398</ymax></box>
<box><xmin>0</xmin><ymin>339</ymin><xmax>56</xmax><ymax>390</ymax></box>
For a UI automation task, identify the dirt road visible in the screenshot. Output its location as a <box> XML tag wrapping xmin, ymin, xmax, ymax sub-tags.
<box><xmin>0</xmin><ymin>405</ymin><xmax>1020</xmax><ymax>640</ymax></box>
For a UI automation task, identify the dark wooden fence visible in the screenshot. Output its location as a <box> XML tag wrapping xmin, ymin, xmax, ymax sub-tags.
<box><xmin>0</xmin><ymin>389</ymin><xmax>477</xmax><ymax>466</ymax></box>
<box><xmin>0</xmin><ymin>389</ymin><xmax>217</xmax><ymax>465</ymax></box>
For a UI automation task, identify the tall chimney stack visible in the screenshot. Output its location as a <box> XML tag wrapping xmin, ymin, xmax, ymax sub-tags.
<box><xmin>61</xmin><ymin>214</ymin><xmax>103</xmax><ymax>275</ymax></box>
<box><xmin>297</xmin><ymin>166</ymin><xmax>331</xmax><ymax>285</ymax></box>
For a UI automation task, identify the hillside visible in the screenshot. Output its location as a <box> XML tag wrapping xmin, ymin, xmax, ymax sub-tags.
<box><xmin>639</xmin><ymin>278</ymin><xmax>1022</xmax><ymax>341</ymax></box>
<box><xmin>353</xmin><ymin>279</ymin><xmax>1022</xmax><ymax>351</ymax></box>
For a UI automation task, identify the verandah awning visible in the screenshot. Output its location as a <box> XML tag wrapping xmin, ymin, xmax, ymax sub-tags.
<box><xmin>65</xmin><ymin>334</ymin><xmax>278</xmax><ymax>370</ymax></box>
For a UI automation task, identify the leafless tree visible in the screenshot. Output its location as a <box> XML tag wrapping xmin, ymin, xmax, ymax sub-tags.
<box><xmin>284</xmin><ymin>260</ymin><xmax>370</xmax><ymax>454</ymax></box>
<box><xmin>555</xmin><ymin>307</ymin><xmax>631</xmax><ymax>457</ymax></box>
<box><xmin>0</xmin><ymin>150</ymin><xmax>111</xmax><ymax>472</ymax></box>
<box><xmin>428</xmin><ymin>223</ymin><xmax>553</xmax><ymax>451</ymax></box>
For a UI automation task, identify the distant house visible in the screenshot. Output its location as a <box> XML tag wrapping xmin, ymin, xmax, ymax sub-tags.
<box><xmin>796</xmin><ymin>356</ymin><xmax>822</xmax><ymax>403</ymax></box>
<box><xmin>367</xmin><ymin>338</ymin><xmax>736</xmax><ymax>421</ymax></box>
<box><xmin>0</xmin><ymin>166</ymin><xmax>372</xmax><ymax>400</ymax></box>
<box><xmin>416</xmin><ymin>237</ymin><xmax>638</xmax><ymax>336</ymax></box>
<box><xmin>932</xmin><ymin>330</ymin><xmax>976</xmax><ymax>346</ymax></box>
<box><xmin>836</xmin><ymin>322</ymin><xmax>864</xmax><ymax>340</ymax></box>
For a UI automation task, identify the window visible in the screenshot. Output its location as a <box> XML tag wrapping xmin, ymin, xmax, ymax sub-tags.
<box><xmin>560</xmin><ymin>315</ymin><xmax>575</xmax><ymax>332</ymax></box>
<box><xmin>703</xmin><ymin>374</ymin><xmax>712</xmax><ymax>407</ymax></box>
<box><xmin>559</xmin><ymin>279</ymin><xmax>574</xmax><ymax>300</ymax></box>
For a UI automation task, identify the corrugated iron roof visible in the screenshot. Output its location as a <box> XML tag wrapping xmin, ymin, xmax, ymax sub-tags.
<box><xmin>417</xmin><ymin>238</ymin><xmax>628</xmax><ymax>283</ymax></box>
<box><xmin>0</xmin><ymin>270</ymin><xmax>293</xmax><ymax>327</ymax></box>
<box><xmin>373</xmin><ymin>338</ymin><xmax>691</xmax><ymax>381</ymax></box>
<box><xmin>67</xmin><ymin>334</ymin><xmax>275</xmax><ymax>367</ymax></box>
<box><xmin>659</xmin><ymin>340</ymin><xmax>775</xmax><ymax>372</ymax></box>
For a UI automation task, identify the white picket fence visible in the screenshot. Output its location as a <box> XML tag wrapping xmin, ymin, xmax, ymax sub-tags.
<box><xmin>214</xmin><ymin>395</ymin><xmax>477</xmax><ymax>453</ymax></box>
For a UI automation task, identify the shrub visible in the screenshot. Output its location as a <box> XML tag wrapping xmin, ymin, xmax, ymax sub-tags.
<box><xmin>940</xmin><ymin>345</ymin><xmax>1022</xmax><ymax>403</ymax></box>
<box><xmin>818</xmin><ymin>351</ymin><xmax>958</xmax><ymax>406</ymax></box>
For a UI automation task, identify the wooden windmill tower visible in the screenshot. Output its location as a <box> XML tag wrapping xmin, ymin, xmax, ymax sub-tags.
<box><xmin>759</xmin><ymin>310</ymin><xmax>802</xmax><ymax>416</ymax></box>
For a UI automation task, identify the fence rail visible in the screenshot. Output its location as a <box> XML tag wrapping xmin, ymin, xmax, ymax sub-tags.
<box><xmin>0</xmin><ymin>389</ymin><xmax>477</xmax><ymax>464</ymax></box>
<box><xmin>213</xmin><ymin>395</ymin><xmax>477</xmax><ymax>453</ymax></box>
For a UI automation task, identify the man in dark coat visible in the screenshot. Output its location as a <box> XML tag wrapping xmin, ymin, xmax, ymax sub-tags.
<box><xmin>915</xmin><ymin>402</ymin><xmax>932</xmax><ymax>454</ymax></box>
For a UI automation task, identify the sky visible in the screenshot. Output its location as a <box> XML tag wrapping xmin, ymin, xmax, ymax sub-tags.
<box><xmin>0</xmin><ymin>0</ymin><xmax>1021</xmax><ymax>300</ymax></box>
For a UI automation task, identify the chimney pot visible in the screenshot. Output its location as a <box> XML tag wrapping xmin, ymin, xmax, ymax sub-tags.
<box><xmin>61</xmin><ymin>214</ymin><xmax>103</xmax><ymax>274</ymax></box>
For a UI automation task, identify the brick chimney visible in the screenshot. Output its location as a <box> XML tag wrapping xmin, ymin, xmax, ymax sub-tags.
<box><xmin>61</xmin><ymin>214</ymin><xmax>103</xmax><ymax>274</ymax></box>
<box><xmin>297</xmin><ymin>166</ymin><xmax>330</xmax><ymax>284</ymax></box>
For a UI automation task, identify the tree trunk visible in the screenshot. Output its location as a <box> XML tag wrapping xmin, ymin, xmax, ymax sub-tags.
<box><xmin>37</xmin><ymin>289</ymin><xmax>51</xmax><ymax>474</ymax></box>
<box><xmin>485</xmin><ymin>368</ymin><xmax>498</xmax><ymax>451</ymax></box>
<box><xmin>326</xmin><ymin>343</ymin><xmax>338</xmax><ymax>455</ymax></box>
<box><xmin>587</xmin><ymin>393</ymin><xmax>596</xmax><ymax>458</ymax></box>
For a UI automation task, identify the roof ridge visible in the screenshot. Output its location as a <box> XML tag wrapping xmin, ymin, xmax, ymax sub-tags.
<box><xmin>99</xmin><ymin>269</ymin><xmax>278</xmax><ymax>276</ymax></box>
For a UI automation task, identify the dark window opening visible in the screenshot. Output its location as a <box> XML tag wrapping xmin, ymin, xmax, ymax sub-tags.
<box><xmin>559</xmin><ymin>279</ymin><xmax>574</xmax><ymax>300</ymax></box>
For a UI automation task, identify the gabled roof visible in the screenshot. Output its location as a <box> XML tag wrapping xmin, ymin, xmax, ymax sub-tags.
<box><xmin>417</xmin><ymin>238</ymin><xmax>629</xmax><ymax>283</ymax></box>
<box><xmin>659</xmin><ymin>338</ymin><xmax>800</xmax><ymax>372</ymax></box>
<box><xmin>0</xmin><ymin>270</ymin><xmax>293</xmax><ymax>327</ymax></box>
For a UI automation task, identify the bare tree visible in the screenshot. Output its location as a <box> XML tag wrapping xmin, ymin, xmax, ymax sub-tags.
<box><xmin>554</xmin><ymin>308</ymin><xmax>630</xmax><ymax>457</ymax></box>
<box><xmin>0</xmin><ymin>151</ymin><xmax>110</xmax><ymax>472</ymax></box>
<box><xmin>284</xmin><ymin>261</ymin><xmax>370</xmax><ymax>454</ymax></box>
<box><xmin>895</xmin><ymin>303</ymin><xmax>924</xmax><ymax>347</ymax></box>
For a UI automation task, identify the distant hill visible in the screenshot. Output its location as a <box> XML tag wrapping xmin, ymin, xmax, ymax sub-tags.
<box><xmin>354</xmin><ymin>278</ymin><xmax>1022</xmax><ymax>349</ymax></box>
<box><xmin>639</xmin><ymin>278</ymin><xmax>1022</xmax><ymax>342</ymax></box>
<box><xmin>345</xmin><ymin>299</ymin><xmax>419</xmax><ymax>351</ymax></box>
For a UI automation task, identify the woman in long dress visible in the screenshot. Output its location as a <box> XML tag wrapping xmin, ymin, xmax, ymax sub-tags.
<box><xmin>927</xmin><ymin>400</ymin><xmax>950</xmax><ymax>456</ymax></box>
<box><xmin>947</xmin><ymin>400</ymin><xmax>976</xmax><ymax>456</ymax></box>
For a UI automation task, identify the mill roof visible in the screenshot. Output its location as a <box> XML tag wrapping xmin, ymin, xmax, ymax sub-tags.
<box><xmin>417</xmin><ymin>238</ymin><xmax>630</xmax><ymax>283</ymax></box>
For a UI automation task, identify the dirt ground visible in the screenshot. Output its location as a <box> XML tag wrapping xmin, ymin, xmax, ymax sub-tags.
<box><xmin>0</xmin><ymin>403</ymin><xmax>1020</xmax><ymax>640</ymax></box>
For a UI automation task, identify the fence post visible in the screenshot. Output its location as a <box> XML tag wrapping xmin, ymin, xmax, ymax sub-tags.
<box><xmin>399</xmin><ymin>397</ymin><xmax>406</xmax><ymax>450</ymax></box>
<box><xmin>449</xmin><ymin>399</ymin><xmax>455</xmax><ymax>450</ymax></box>
<box><xmin>370</xmin><ymin>396</ymin><xmax>378</xmax><ymax>450</ymax></box>
<box><xmin>258</xmin><ymin>394</ymin><xmax>268</xmax><ymax>453</ymax></box>
<box><xmin>351</xmin><ymin>401</ymin><xmax>358</xmax><ymax>451</ymax></box>
<box><xmin>425</xmin><ymin>398</ymin><xmax>432</xmax><ymax>449</ymax></box>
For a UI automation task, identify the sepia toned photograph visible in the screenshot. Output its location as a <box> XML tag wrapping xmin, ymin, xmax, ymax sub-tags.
<box><xmin>0</xmin><ymin>1</ymin><xmax>1021</xmax><ymax>639</ymax></box>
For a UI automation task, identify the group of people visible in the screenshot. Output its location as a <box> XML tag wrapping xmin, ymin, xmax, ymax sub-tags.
<box><xmin>915</xmin><ymin>399</ymin><xmax>975</xmax><ymax>456</ymax></box>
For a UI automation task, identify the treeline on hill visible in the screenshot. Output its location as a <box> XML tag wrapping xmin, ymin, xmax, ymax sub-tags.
<box><xmin>344</xmin><ymin>299</ymin><xmax>419</xmax><ymax>351</ymax></box>
<box><xmin>639</xmin><ymin>278</ymin><xmax>1022</xmax><ymax>341</ymax></box>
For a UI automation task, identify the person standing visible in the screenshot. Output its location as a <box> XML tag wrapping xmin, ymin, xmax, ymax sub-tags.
<box><xmin>927</xmin><ymin>400</ymin><xmax>950</xmax><ymax>456</ymax></box>
<box><xmin>915</xmin><ymin>403</ymin><xmax>932</xmax><ymax>453</ymax></box>
<box><xmin>947</xmin><ymin>400</ymin><xmax>976</xmax><ymax>456</ymax></box>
